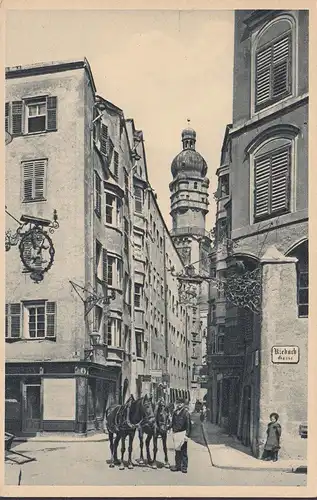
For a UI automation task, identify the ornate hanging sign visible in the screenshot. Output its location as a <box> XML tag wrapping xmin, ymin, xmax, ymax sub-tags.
<box><xmin>5</xmin><ymin>209</ymin><xmax>59</xmax><ymax>283</ymax></box>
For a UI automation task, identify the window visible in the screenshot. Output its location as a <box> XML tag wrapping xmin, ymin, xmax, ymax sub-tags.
<box><xmin>94</xmin><ymin>172</ymin><xmax>102</xmax><ymax>217</ymax></box>
<box><xmin>105</xmin><ymin>191</ymin><xmax>122</xmax><ymax>228</ymax></box>
<box><xmin>254</xmin><ymin>144</ymin><xmax>291</xmax><ymax>221</ymax></box>
<box><xmin>94</xmin><ymin>305</ymin><xmax>103</xmax><ymax>335</ymax></box>
<box><xmin>134</xmin><ymin>284</ymin><xmax>143</xmax><ymax>308</ymax></box>
<box><xmin>290</xmin><ymin>240</ymin><xmax>308</xmax><ymax>318</ymax></box>
<box><xmin>124</xmin><ymin>170</ymin><xmax>129</xmax><ymax>198</ymax></box>
<box><xmin>95</xmin><ymin>240</ymin><xmax>103</xmax><ymax>281</ymax></box>
<box><xmin>107</xmin><ymin>317</ymin><xmax>122</xmax><ymax>347</ymax></box>
<box><xmin>124</xmin><ymin>218</ymin><xmax>129</xmax><ymax>255</ymax></box>
<box><xmin>219</xmin><ymin>174</ymin><xmax>229</xmax><ymax>197</ymax></box>
<box><xmin>6</xmin><ymin>301</ymin><xmax>56</xmax><ymax>340</ymax></box>
<box><xmin>135</xmin><ymin>331</ymin><xmax>143</xmax><ymax>358</ymax></box>
<box><xmin>254</xmin><ymin>21</ymin><xmax>293</xmax><ymax>111</ymax></box>
<box><xmin>134</xmin><ymin>232</ymin><xmax>144</xmax><ymax>257</ymax></box>
<box><xmin>113</xmin><ymin>151</ymin><xmax>119</xmax><ymax>179</ymax></box>
<box><xmin>107</xmin><ymin>255</ymin><xmax>122</xmax><ymax>288</ymax></box>
<box><xmin>6</xmin><ymin>96</ymin><xmax>57</xmax><ymax>136</ymax></box>
<box><xmin>194</xmin><ymin>182</ymin><xmax>198</xmax><ymax>189</ymax></box>
<box><xmin>22</xmin><ymin>159</ymin><xmax>47</xmax><ymax>202</ymax></box>
<box><xmin>216</xmin><ymin>325</ymin><xmax>225</xmax><ymax>354</ymax></box>
<box><xmin>134</xmin><ymin>186</ymin><xmax>143</xmax><ymax>214</ymax></box>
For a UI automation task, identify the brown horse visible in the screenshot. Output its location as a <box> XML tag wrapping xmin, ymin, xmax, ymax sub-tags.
<box><xmin>138</xmin><ymin>399</ymin><xmax>173</xmax><ymax>469</ymax></box>
<box><xmin>104</xmin><ymin>394</ymin><xmax>155</xmax><ymax>470</ymax></box>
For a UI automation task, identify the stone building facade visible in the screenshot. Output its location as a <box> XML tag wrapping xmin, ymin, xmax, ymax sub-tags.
<box><xmin>207</xmin><ymin>10</ymin><xmax>308</xmax><ymax>460</ymax></box>
<box><xmin>5</xmin><ymin>58</ymin><xmax>193</xmax><ymax>436</ymax></box>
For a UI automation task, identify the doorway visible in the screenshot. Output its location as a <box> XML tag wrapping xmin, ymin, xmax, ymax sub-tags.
<box><xmin>22</xmin><ymin>384</ymin><xmax>41</xmax><ymax>434</ymax></box>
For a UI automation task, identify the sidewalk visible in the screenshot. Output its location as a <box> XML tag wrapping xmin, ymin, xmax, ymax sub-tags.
<box><xmin>193</xmin><ymin>414</ymin><xmax>307</xmax><ymax>473</ymax></box>
<box><xmin>13</xmin><ymin>431</ymin><xmax>108</xmax><ymax>443</ymax></box>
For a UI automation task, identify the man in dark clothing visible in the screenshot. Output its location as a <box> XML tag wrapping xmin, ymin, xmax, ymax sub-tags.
<box><xmin>170</xmin><ymin>397</ymin><xmax>192</xmax><ymax>473</ymax></box>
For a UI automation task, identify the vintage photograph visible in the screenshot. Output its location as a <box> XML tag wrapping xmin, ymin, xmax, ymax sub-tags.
<box><xmin>4</xmin><ymin>7</ymin><xmax>309</xmax><ymax>489</ymax></box>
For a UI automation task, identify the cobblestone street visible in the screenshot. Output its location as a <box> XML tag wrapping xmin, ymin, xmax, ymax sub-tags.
<box><xmin>5</xmin><ymin>418</ymin><xmax>307</xmax><ymax>487</ymax></box>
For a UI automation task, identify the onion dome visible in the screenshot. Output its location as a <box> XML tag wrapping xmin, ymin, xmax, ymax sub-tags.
<box><xmin>171</xmin><ymin>122</ymin><xmax>207</xmax><ymax>178</ymax></box>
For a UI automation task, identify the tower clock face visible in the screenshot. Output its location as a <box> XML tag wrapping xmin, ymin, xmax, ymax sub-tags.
<box><xmin>19</xmin><ymin>228</ymin><xmax>55</xmax><ymax>276</ymax></box>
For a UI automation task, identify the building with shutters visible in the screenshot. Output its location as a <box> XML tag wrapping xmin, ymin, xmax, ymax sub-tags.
<box><xmin>206</xmin><ymin>10</ymin><xmax>308</xmax><ymax>460</ymax></box>
<box><xmin>5</xmin><ymin>58</ymin><xmax>194</xmax><ymax>436</ymax></box>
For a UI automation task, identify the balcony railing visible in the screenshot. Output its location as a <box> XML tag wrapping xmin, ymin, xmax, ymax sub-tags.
<box><xmin>170</xmin><ymin>226</ymin><xmax>211</xmax><ymax>238</ymax></box>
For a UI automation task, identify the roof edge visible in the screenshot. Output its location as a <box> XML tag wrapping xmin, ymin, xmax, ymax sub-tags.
<box><xmin>5</xmin><ymin>58</ymin><xmax>97</xmax><ymax>93</ymax></box>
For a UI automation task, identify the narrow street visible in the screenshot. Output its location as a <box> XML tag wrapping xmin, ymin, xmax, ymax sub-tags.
<box><xmin>5</xmin><ymin>419</ymin><xmax>306</xmax><ymax>487</ymax></box>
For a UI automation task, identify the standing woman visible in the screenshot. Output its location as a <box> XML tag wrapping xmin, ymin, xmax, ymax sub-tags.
<box><xmin>262</xmin><ymin>412</ymin><xmax>282</xmax><ymax>462</ymax></box>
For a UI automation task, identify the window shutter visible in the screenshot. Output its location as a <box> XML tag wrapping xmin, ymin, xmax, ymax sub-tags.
<box><xmin>5</xmin><ymin>102</ymin><xmax>10</xmax><ymax>133</ymax></box>
<box><xmin>46</xmin><ymin>96</ymin><xmax>57</xmax><ymax>131</ymax></box>
<box><xmin>10</xmin><ymin>303</ymin><xmax>21</xmax><ymax>338</ymax></box>
<box><xmin>271</xmin><ymin>147</ymin><xmax>290</xmax><ymax>213</ymax></box>
<box><xmin>100</xmin><ymin>124</ymin><xmax>108</xmax><ymax>155</ymax></box>
<box><xmin>114</xmin><ymin>151</ymin><xmax>119</xmax><ymax>178</ymax></box>
<box><xmin>254</xmin><ymin>155</ymin><xmax>271</xmax><ymax>219</ymax></box>
<box><xmin>94</xmin><ymin>172</ymin><xmax>101</xmax><ymax>216</ymax></box>
<box><xmin>11</xmin><ymin>101</ymin><xmax>23</xmax><ymax>135</ymax></box>
<box><xmin>102</xmin><ymin>248</ymin><xmax>108</xmax><ymax>282</ymax></box>
<box><xmin>22</xmin><ymin>159</ymin><xmax>46</xmax><ymax>201</ymax></box>
<box><xmin>255</xmin><ymin>46</ymin><xmax>272</xmax><ymax>105</ymax></box>
<box><xmin>23</xmin><ymin>161</ymin><xmax>34</xmax><ymax>201</ymax></box>
<box><xmin>34</xmin><ymin>160</ymin><xmax>46</xmax><ymax>199</ymax></box>
<box><xmin>107</xmin><ymin>137</ymin><xmax>114</xmax><ymax>165</ymax></box>
<box><xmin>272</xmin><ymin>35</ymin><xmax>290</xmax><ymax>97</ymax></box>
<box><xmin>5</xmin><ymin>304</ymin><xmax>8</xmax><ymax>337</ymax></box>
<box><xmin>46</xmin><ymin>302</ymin><xmax>56</xmax><ymax>337</ymax></box>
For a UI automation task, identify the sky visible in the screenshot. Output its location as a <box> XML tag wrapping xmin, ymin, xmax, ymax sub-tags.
<box><xmin>6</xmin><ymin>9</ymin><xmax>234</xmax><ymax>230</ymax></box>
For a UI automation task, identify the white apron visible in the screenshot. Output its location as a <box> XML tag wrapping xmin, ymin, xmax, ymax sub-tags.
<box><xmin>173</xmin><ymin>430</ymin><xmax>186</xmax><ymax>451</ymax></box>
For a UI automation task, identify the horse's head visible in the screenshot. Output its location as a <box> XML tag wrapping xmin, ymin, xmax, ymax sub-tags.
<box><xmin>156</xmin><ymin>400</ymin><xmax>172</xmax><ymax>432</ymax></box>
<box><xmin>141</xmin><ymin>394</ymin><xmax>156</xmax><ymax>422</ymax></box>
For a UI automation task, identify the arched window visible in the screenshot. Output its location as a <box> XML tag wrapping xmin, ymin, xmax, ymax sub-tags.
<box><xmin>253</xmin><ymin>16</ymin><xmax>295</xmax><ymax>112</ymax></box>
<box><xmin>289</xmin><ymin>240</ymin><xmax>308</xmax><ymax>317</ymax></box>
<box><xmin>253</xmin><ymin>136</ymin><xmax>292</xmax><ymax>222</ymax></box>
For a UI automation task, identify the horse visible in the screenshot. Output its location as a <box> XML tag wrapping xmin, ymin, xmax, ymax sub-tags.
<box><xmin>138</xmin><ymin>398</ymin><xmax>173</xmax><ymax>469</ymax></box>
<box><xmin>104</xmin><ymin>394</ymin><xmax>155</xmax><ymax>470</ymax></box>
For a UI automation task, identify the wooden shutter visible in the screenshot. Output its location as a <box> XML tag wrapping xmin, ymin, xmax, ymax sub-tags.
<box><xmin>102</xmin><ymin>248</ymin><xmax>108</xmax><ymax>282</ymax></box>
<box><xmin>34</xmin><ymin>160</ymin><xmax>46</xmax><ymax>198</ymax></box>
<box><xmin>46</xmin><ymin>302</ymin><xmax>56</xmax><ymax>337</ymax></box>
<box><xmin>5</xmin><ymin>102</ymin><xmax>10</xmax><ymax>133</ymax></box>
<box><xmin>100</xmin><ymin>124</ymin><xmax>108</xmax><ymax>155</ymax></box>
<box><xmin>255</xmin><ymin>46</ymin><xmax>272</xmax><ymax>105</ymax></box>
<box><xmin>11</xmin><ymin>101</ymin><xmax>23</xmax><ymax>135</ymax></box>
<box><xmin>107</xmin><ymin>137</ymin><xmax>114</xmax><ymax>165</ymax></box>
<box><xmin>46</xmin><ymin>96</ymin><xmax>57</xmax><ymax>131</ymax></box>
<box><xmin>114</xmin><ymin>151</ymin><xmax>119</xmax><ymax>178</ymax></box>
<box><xmin>5</xmin><ymin>304</ymin><xmax>8</xmax><ymax>338</ymax></box>
<box><xmin>271</xmin><ymin>147</ymin><xmax>290</xmax><ymax>213</ymax></box>
<box><xmin>254</xmin><ymin>155</ymin><xmax>271</xmax><ymax>219</ymax></box>
<box><xmin>22</xmin><ymin>159</ymin><xmax>46</xmax><ymax>201</ymax></box>
<box><xmin>94</xmin><ymin>172</ymin><xmax>101</xmax><ymax>216</ymax></box>
<box><xmin>9</xmin><ymin>303</ymin><xmax>21</xmax><ymax>338</ymax></box>
<box><xmin>272</xmin><ymin>35</ymin><xmax>290</xmax><ymax>97</ymax></box>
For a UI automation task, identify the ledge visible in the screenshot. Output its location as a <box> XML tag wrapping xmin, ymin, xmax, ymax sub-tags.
<box><xmin>232</xmin><ymin>209</ymin><xmax>308</xmax><ymax>241</ymax></box>
<box><xmin>230</xmin><ymin>93</ymin><xmax>308</xmax><ymax>137</ymax></box>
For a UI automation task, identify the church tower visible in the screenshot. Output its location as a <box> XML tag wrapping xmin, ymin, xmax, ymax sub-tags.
<box><xmin>170</xmin><ymin>124</ymin><xmax>210</xmax><ymax>402</ymax></box>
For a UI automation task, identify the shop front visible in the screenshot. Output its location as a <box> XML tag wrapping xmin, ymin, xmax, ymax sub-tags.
<box><xmin>5</xmin><ymin>361</ymin><xmax>120</xmax><ymax>436</ymax></box>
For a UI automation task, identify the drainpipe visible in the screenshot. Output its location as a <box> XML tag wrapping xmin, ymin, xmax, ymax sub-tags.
<box><xmin>162</xmin><ymin>228</ymin><xmax>169</xmax><ymax>402</ymax></box>
<box><xmin>129</xmin><ymin>162</ymin><xmax>138</xmax><ymax>397</ymax></box>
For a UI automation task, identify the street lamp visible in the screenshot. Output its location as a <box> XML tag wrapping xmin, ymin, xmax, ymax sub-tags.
<box><xmin>89</xmin><ymin>331</ymin><xmax>102</xmax><ymax>347</ymax></box>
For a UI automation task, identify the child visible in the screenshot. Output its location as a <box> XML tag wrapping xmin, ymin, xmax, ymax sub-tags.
<box><xmin>262</xmin><ymin>412</ymin><xmax>282</xmax><ymax>462</ymax></box>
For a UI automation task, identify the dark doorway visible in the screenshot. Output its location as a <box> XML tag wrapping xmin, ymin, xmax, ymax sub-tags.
<box><xmin>241</xmin><ymin>385</ymin><xmax>251</xmax><ymax>447</ymax></box>
<box><xmin>22</xmin><ymin>384</ymin><xmax>41</xmax><ymax>433</ymax></box>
